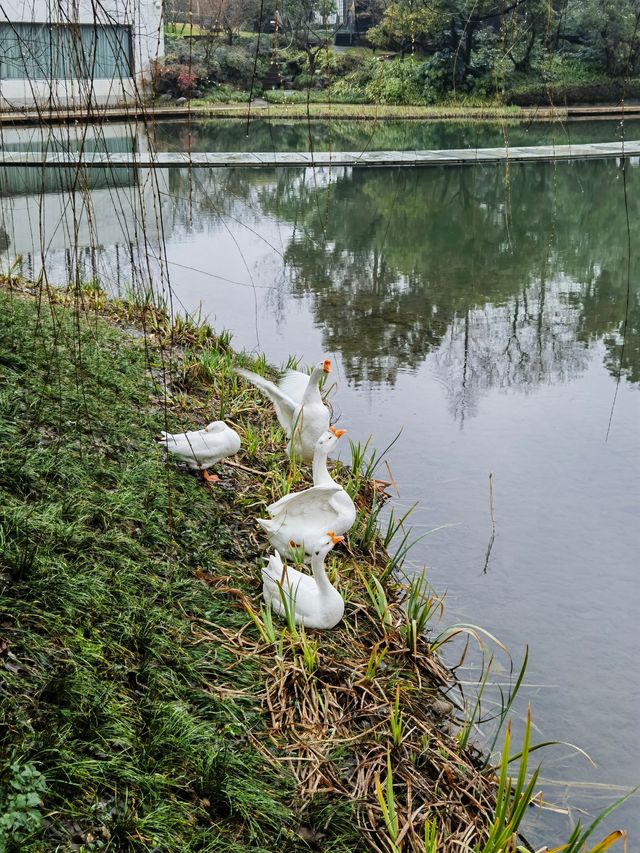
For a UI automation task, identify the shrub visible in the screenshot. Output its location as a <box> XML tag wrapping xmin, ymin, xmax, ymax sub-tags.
<box><xmin>468</xmin><ymin>27</ymin><xmax>509</xmax><ymax>92</ymax></box>
<box><xmin>505</xmin><ymin>78</ymin><xmax>640</xmax><ymax>105</ymax></box>
<box><xmin>152</xmin><ymin>60</ymin><xmax>208</xmax><ymax>96</ymax></box>
<box><xmin>417</xmin><ymin>50</ymin><xmax>457</xmax><ymax>101</ymax></box>
<box><xmin>177</xmin><ymin>66</ymin><xmax>198</xmax><ymax>94</ymax></box>
<box><xmin>328</xmin><ymin>78</ymin><xmax>371</xmax><ymax>102</ymax></box>
<box><xmin>153</xmin><ymin>40</ymin><xmax>268</xmax><ymax>96</ymax></box>
<box><xmin>197</xmin><ymin>85</ymin><xmax>253</xmax><ymax>103</ymax></box>
<box><xmin>365</xmin><ymin>57</ymin><xmax>426</xmax><ymax>105</ymax></box>
<box><xmin>536</xmin><ymin>53</ymin><xmax>604</xmax><ymax>85</ymax></box>
<box><xmin>333</xmin><ymin>50</ymin><xmax>370</xmax><ymax>76</ymax></box>
<box><xmin>213</xmin><ymin>44</ymin><xmax>259</xmax><ymax>87</ymax></box>
<box><xmin>263</xmin><ymin>90</ymin><xmax>325</xmax><ymax>103</ymax></box>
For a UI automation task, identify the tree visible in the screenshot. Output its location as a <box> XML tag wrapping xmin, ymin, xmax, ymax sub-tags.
<box><xmin>367</xmin><ymin>1</ymin><xmax>447</xmax><ymax>56</ymax></box>
<box><xmin>276</xmin><ymin>0</ymin><xmax>338</xmax><ymax>78</ymax></box>
<box><xmin>564</xmin><ymin>0</ymin><xmax>640</xmax><ymax>77</ymax></box>
<box><xmin>200</xmin><ymin>0</ymin><xmax>263</xmax><ymax>43</ymax></box>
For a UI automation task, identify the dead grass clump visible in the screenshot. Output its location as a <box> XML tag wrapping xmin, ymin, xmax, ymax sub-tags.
<box><xmin>191</xmin><ymin>556</ymin><xmax>500</xmax><ymax>852</ymax></box>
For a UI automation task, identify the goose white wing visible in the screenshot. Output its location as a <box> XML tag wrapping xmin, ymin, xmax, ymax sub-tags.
<box><xmin>234</xmin><ymin>368</ymin><xmax>297</xmax><ymax>432</ymax></box>
<box><xmin>278</xmin><ymin>371</ymin><xmax>313</xmax><ymax>405</ymax></box>
<box><xmin>158</xmin><ymin>428</ymin><xmax>206</xmax><ymax>449</ymax></box>
<box><xmin>159</xmin><ymin>424</ymin><xmax>240</xmax><ymax>463</ymax></box>
<box><xmin>267</xmin><ymin>484</ymin><xmax>344</xmax><ymax>519</ymax></box>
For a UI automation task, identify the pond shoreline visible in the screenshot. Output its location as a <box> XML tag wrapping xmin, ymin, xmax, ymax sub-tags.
<box><xmin>0</xmin><ymin>278</ymin><xmax>510</xmax><ymax>851</ymax></box>
<box><xmin>3</xmin><ymin>100</ymin><xmax>640</xmax><ymax>127</ymax></box>
<box><xmin>2</xmin><ymin>277</ymin><xmax>631</xmax><ymax>851</ymax></box>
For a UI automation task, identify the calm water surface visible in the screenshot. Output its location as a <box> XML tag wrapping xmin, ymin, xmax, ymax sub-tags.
<box><xmin>1</xmin><ymin>118</ymin><xmax>638</xmax><ymax>846</ymax></box>
<box><xmin>152</xmin><ymin>116</ymin><xmax>640</xmax><ymax>152</ymax></box>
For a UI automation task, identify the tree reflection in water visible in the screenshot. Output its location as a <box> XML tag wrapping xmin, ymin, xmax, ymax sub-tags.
<box><xmin>4</xmin><ymin>153</ymin><xmax>638</xmax><ymax>418</ymax></box>
<box><xmin>246</xmin><ymin>158</ymin><xmax>639</xmax><ymax>413</ymax></box>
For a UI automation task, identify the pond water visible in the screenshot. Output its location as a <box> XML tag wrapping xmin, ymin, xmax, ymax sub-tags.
<box><xmin>152</xmin><ymin>115</ymin><xmax>640</xmax><ymax>152</ymax></box>
<box><xmin>1</xmin><ymin>118</ymin><xmax>638</xmax><ymax>847</ymax></box>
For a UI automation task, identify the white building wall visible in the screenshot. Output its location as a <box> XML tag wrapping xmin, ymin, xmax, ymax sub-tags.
<box><xmin>0</xmin><ymin>0</ymin><xmax>164</xmax><ymax>108</ymax></box>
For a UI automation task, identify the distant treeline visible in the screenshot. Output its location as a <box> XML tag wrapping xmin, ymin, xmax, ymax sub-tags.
<box><xmin>158</xmin><ymin>0</ymin><xmax>640</xmax><ymax>105</ymax></box>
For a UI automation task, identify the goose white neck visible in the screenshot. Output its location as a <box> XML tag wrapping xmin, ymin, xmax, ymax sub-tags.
<box><xmin>302</xmin><ymin>367</ymin><xmax>324</xmax><ymax>402</ymax></box>
<box><xmin>312</xmin><ymin>445</ymin><xmax>333</xmax><ymax>486</ymax></box>
<box><xmin>310</xmin><ymin>551</ymin><xmax>332</xmax><ymax>592</ymax></box>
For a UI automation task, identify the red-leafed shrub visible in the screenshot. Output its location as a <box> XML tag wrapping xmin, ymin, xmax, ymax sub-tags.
<box><xmin>176</xmin><ymin>67</ymin><xmax>198</xmax><ymax>94</ymax></box>
<box><xmin>151</xmin><ymin>60</ymin><xmax>205</xmax><ymax>97</ymax></box>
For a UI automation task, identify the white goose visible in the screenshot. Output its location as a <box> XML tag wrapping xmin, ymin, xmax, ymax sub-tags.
<box><xmin>157</xmin><ymin>421</ymin><xmax>241</xmax><ymax>484</ymax></box>
<box><xmin>234</xmin><ymin>360</ymin><xmax>332</xmax><ymax>462</ymax></box>
<box><xmin>257</xmin><ymin>428</ymin><xmax>356</xmax><ymax>560</ymax></box>
<box><xmin>262</xmin><ymin>537</ymin><xmax>345</xmax><ymax>629</ymax></box>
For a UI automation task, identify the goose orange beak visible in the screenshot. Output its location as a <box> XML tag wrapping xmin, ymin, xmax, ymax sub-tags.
<box><xmin>327</xmin><ymin>531</ymin><xmax>344</xmax><ymax>545</ymax></box>
<box><xmin>322</xmin><ymin>359</ymin><xmax>331</xmax><ymax>373</ymax></box>
<box><xmin>330</xmin><ymin>427</ymin><xmax>347</xmax><ymax>438</ymax></box>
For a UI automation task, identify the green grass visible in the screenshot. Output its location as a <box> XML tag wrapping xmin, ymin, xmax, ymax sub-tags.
<box><xmin>0</xmin><ymin>284</ymin><xmax>631</xmax><ymax>853</ymax></box>
<box><xmin>0</xmin><ymin>290</ymin><xmax>359</xmax><ymax>851</ymax></box>
<box><xmin>164</xmin><ymin>23</ymin><xmax>256</xmax><ymax>38</ymax></box>
<box><xmin>164</xmin><ymin>22</ymin><xmax>208</xmax><ymax>36</ymax></box>
<box><xmin>0</xmin><ymin>285</ymin><xmax>496</xmax><ymax>850</ymax></box>
<box><xmin>182</xmin><ymin>97</ymin><xmax>543</xmax><ymax>120</ymax></box>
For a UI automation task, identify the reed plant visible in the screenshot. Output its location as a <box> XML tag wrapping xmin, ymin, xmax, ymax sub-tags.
<box><xmin>389</xmin><ymin>684</ymin><xmax>404</xmax><ymax>748</ymax></box>
<box><xmin>364</xmin><ymin>642</ymin><xmax>389</xmax><ymax>681</ymax></box>
<box><xmin>476</xmin><ymin>709</ymin><xmax>539</xmax><ymax>853</ymax></box>
<box><xmin>375</xmin><ymin>753</ymin><xmax>401</xmax><ymax>853</ymax></box>
<box><xmin>401</xmin><ymin>571</ymin><xmax>444</xmax><ymax>655</ymax></box>
<box><xmin>351</xmin><ymin>501</ymin><xmax>385</xmax><ymax>552</ymax></box>
<box><xmin>347</xmin><ymin>432</ymin><xmax>401</xmax><ymax>499</ymax></box>
<box><xmin>362</xmin><ymin>572</ymin><xmax>393</xmax><ymax>632</ymax></box>
<box><xmin>298</xmin><ymin>626</ymin><xmax>319</xmax><ymax>675</ymax></box>
<box><xmin>424</xmin><ymin>818</ymin><xmax>439</xmax><ymax>852</ymax></box>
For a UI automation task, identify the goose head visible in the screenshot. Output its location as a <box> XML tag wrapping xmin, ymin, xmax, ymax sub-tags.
<box><xmin>309</xmin><ymin>359</ymin><xmax>332</xmax><ymax>382</ymax></box>
<box><xmin>313</xmin><ymin>532</ymin><xmax>344</xmax><ymax>559</ymax></box>
<box><xmin>314</xmin><ymin>427</ymin><xmax>347</xmax><ymax>456</ymax></box>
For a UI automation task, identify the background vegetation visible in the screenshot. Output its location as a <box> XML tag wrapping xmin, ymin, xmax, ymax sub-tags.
<box><xmin>156</xmin><ymin>0</ymin><xmax>640</xmax><ymax>105</ymax></box>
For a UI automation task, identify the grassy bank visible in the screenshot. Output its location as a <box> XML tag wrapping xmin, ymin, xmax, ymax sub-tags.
<box><xmin>0</xmin><ymin>281</ymin><xmax>497</xmax><ymax>851</ymax></box>
<box><xmin>186</xmin><ymin>100</ymin><xmax>546</xmax><ymax>121</ymax></box>
<box><xmin>0</xmin><ymin>102</ymin><xmax>572</xmax><ymax>128</ymax></box>
<box><xmin>0</xmin><ymin>281</ymin><xmax>629</xmax><ymax>852</ymax></box>
<box><xmin>8</xmin><ymin>99</ymin><xmax>640</xmax><ymax>129</ymax></box>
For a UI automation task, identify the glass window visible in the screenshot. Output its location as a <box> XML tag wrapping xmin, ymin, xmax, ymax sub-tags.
<box><xmin>0</xmin><ymin>22</ymin><xmax>132</xmax><ymax>80</ymax></box>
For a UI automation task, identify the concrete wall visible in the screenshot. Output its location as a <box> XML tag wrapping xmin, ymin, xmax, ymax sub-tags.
<box><xmin>0</xmin><ymin>0</ymin><xmax>164</xmax><ymax>109</ymax></box>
